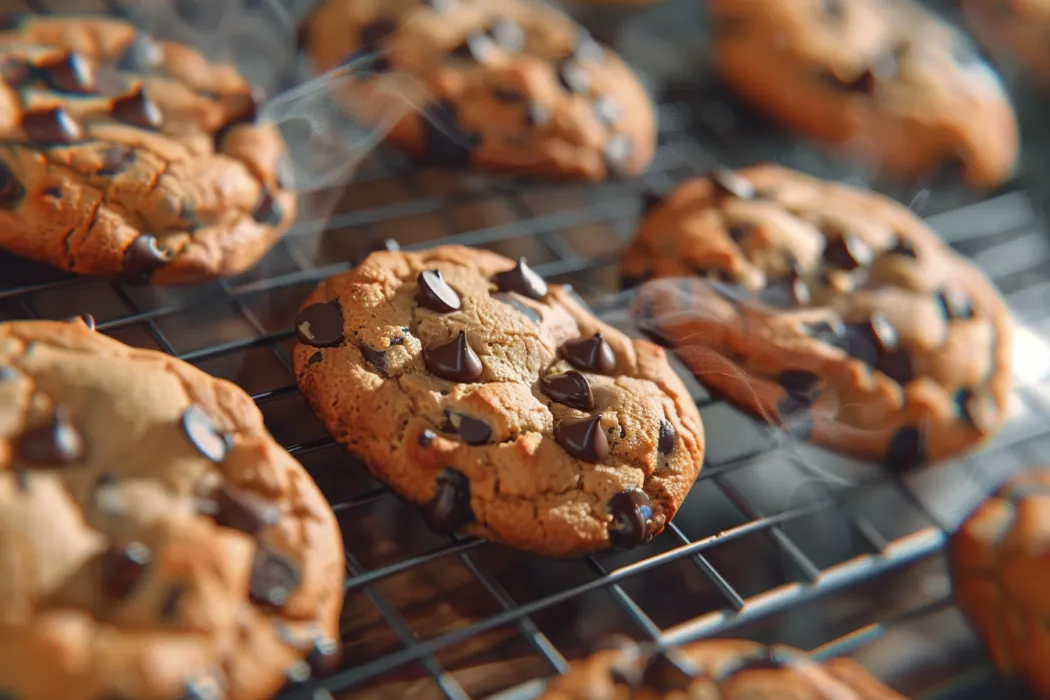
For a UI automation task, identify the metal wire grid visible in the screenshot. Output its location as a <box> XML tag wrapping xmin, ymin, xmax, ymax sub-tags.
<box><xmin>2</xmin><ymin>1</ymin><xmax>1050</xmax><ymax>699</ymax></box>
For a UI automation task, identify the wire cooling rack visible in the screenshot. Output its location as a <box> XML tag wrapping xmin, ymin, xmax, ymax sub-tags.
<box><xmin>4</xmin><ymin>0</ymin><xmax>1050</xmax><ymax>698</ymax></box>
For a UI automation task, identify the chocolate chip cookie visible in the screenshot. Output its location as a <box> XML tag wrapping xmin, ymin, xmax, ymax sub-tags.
<box><xmin>949</xmin><ymin>468</ymin><xmax>1050</xmax><ymax>699</ymax></box>
<box><xmin>0</xmin><ymin>15</ymin><xmax>295</xmax><ymax>284</ymax></box>
<box><xmin>709</xmin><ymin>0</ymin><xmax>1019</xmax><ymax>189</ymax></box>
<box><xmin>537</xmin><ymin>636</ymin><xmax>908</xmax><ymax>698</ymax></box>
<box><xmin>0</xmin><ymin>319</ymin><xmax>344</xmax><ymax>700</ymax></box>
<box><xmin>624</xmin><ymin>165</ymin><xmax>1012</xmax><ymax>469</ymax></box>
<box><xmin>292</xmin><ymin>245</ymin><xmax>704</xmax><ymax>557</ymax></box>
<box><xmin>303</xmin><ymin>0</ymin><xmax>656</xmax><ymax>181</ymax></box>
<box><xmin>963</xmin><ymin>0</ymin><xmax>1050</xmax><ymax>83</ymax></box>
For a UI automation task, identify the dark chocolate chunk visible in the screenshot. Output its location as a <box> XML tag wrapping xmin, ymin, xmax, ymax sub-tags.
<box><xmin>883</xmin><ymin>426</ymin><xmax>925</xmax><ymax>472</ymax></box>
<box><xmin>777</xmin><ymin>370</ymin><xmax>821</xmax><ymax>407</ymax></box>
<box><xmin>97</xmin><ymin>145</ymin><xmax>136</xmax><ymax>175</ymax></box>
<box><xmin>307</xmin><ymin>351</ymin><xmax>323</xmax><ymax>365</ymax></box>
<box><xmin>23</xmin><ymin>107</ymin><xmax>82</xmax><ymax>144</ymax></box>
<box><xmin>180</xmin><ymin>405</ymin><xmax>232</xmax><ymax>463</ymax></box>
<box><xmin>491</xmin><ymin>87</ymin><xmax>525</xmax><ymax>103</ymax></box>
<box><xmin>936</xmin><ymin>288</ymin><xmax>974</xmax><ymax>321</ymax></box>
<box><xmin>100</xmin><ymin>542</ymin><xmax>151</xmax><ymax>599</ymax></box>
<box><xmin>65</xmin><ymin>313</ymin><xmax>96</xmax><ymax>331</ymax></box>
<box><xmin>762</xmin><ymin>267</ymin><xmax>810</xmax><ymax>308</ymax></box>
<box><xmin>561</xmin><ymin>333</ymin><xmax>616</xmax><ymax>374</ymax></box>
<box><xmin>116</xmin><ymin>33</ymin><xmax>162</xmax><ymax>72</ymax></box>
<box><xmin>420</xmin><ymin>101</ymin><xmax>480</xmax><ymax>167</ymax></box>
<box><xmin>620</xmin><ymin>272</ymin><xmax>651</xmax><ymax>290</ymax></box>
<box><xmin>524</xmin><ymin>103</ymin><xmax>551</xmax><ymax>128</ymax></box>
<box><xmin>359</xmin><ymin>343</ymin><xmax>388</xmax><ymax>373</ymax></box>
<box><xmin>877</xmin><ymin>348</ymin><xmax>914</xmax><ymax>385</ymax></box>
<box><xmin>604</xmin><ymin>134</ymin><xmax>634</xmax><ymax>179</ymax></box>
<box><xmin>657</xmin><ymin>421</ymin><xmax>676</xmax><ymax>455</ymax></box>
<box><xmin>160</xmin><ymin>585</ymin><xmax>185</xmax><ymax>618</ymax></box>
<box><xmin>308</xmin><ymin>638</ymin><xmax>342</xmax><ymax>675</ymax></box>
<box><xmin>555</xmin><ymin>415</ymin><xmax>609</xmax><ymax>462</ymax></box>
<box><xmin>450</xmin><ymin>413</ymin><xmax>491</xmax><ymax>445</ymax></box>
<box><xmin>42</xmin><ymin>186</ymin><xmax>63</xmax><ymax>199</ymax></box>
<box><xmin>450</xmin><ymin>32</ymin><xmax>497</xmax><ymax>63</ymax></box>
<box><xmin>803</xmin><ymin>319</ymin><xmax>849</xmax><ymax>349</ymax></box>
<box><xmin>488</xmin><ymin>19</ymin><xmax>525</xmax><ymax>53</ymax></box>
<box><xmin>541</xmin><ymin>371</ymin><xmax>595</xmax><ymax>411</ymax></box>
<box><xmin>0</xmin><ymin>159</ymin><xmax>24</xmax><ymax>208</ymax></box>
<box><xmin>111</xmin><ymin>87</ymin><xmax>163</xmax><ymax>130</ymax></box>
<box><xmin>711</xmin><ymin>168</ymin><xmax>755</xmax><ymax>199</ymax></box>
<box><xmin>887</xmin><ymin>236</ymin><xmax>917</xmax><ymax>258</ymax></box>
<box><xmin>16</xmin><ymin>408</ymin><xmax>85</xmax><ymax>466</ymax></box>
<box><xmin>593</xmin><ymin>96</ymin><xmax>622</xmax><ymax>127</ymax></box>
<box><xmin>607</xmin><ymin>488</ymin><xmax>652</xmax><ymax>548</ymax></box>
<box><xmin>844</xmin><ymin>312</ymin><xmax>898</xmax><ymax>368</ymax></box>
<box><xmin>416</xmin><ymin>269</ymin><xmax>462</xmax><ymax>312</ymax></box>
<box><xmin>558</xmin><ymin>58</ymin><xmax>589</xmax><ymax>93</ymax></box>
<box><xmin>215</xmin><ymin>486</ymin><xmax>280</xmax><ymax>534</ymax></box>
<box><xmin>954</xmin><ymin>388</ymin><xmax>998</xmax><ymax>433</ymax></box>
<box><xmin>359</xmin><ymin>19</ymin><xmax>397</xmax><ymax>48</ymax></box>
<box><xmin>819</xmin><ymin>0</ymin><xmax>844</xmax><ymax>20</ymax></box>
<box><xmin>641</xmin><ymin>190</ymin><xmax>665</xmax><ymax>215</ymax></box>
<box><xmin>295</xmin><ymin>301</ymin><xmax>345</xmax><ymax>348</ymax></box>
<box><xmin>642</xmin><ymin>649</ymin><xmax>696</xmax><ymax>691</ymax></box>
<box><xmin>424</xmin><ymin>331</ymin><xmax>483</xmax><ymax>382</ymax></box>
<box><xmin>494</xmin><ymin>257</ymin><xmax>547</xmax><ymax>299</ymax></box>
<box><xmin>37</xmin><ymin>51</ymin><xmax>96</xmax><ymax>94</ymax></box>
<box><xmin>418</xmin><ymin>429</ymin><xmax>437</xmax><ymax>447</ymax></box>
<box><xmin>251</xmin><ymin>189</ymin><xmax>283</xmax><ymax>226</ymax></box>
<box><xmin>120</xmin><ymin>233</ymin><xmax>173</xmax><ymax>284</ymax></box>
<box><xmin>249</xmin><ymin>547</ymin><xmax>301</xmax><ymax>607</ymax></box>
<box><xmin>492</xmin><ymin>292</ymin><xmax>542</xmax><ymax>323</ymax></box>
<box><xmin>421</xmin><ymin>467</ymin><xmax>474</xmax><ymax>533</ymax></box>
<box><xmin>822</xmin><ymin>233</ymin><xmax>873</xmax><ymax>270</ymax></box>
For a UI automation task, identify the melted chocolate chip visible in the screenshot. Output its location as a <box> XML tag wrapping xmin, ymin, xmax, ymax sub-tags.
<box><xmin>555</xmin><ymin>415</ymin><xmax>609</xmax><ymax>462</ymax></box>
<box><xmin>160</xmin><ymin>585</ymin><xmax>185</xmax><ymax>618</ymax></box>
<box><xmin>558</xmin><ymin>58</ymin><xmax>589</xmax><ymax>93</ymax></box>
<box><xmin>541</xmin><ymin>371</ymin><xmax>595</xmax><ymax>411</ymax></box>
<box><xmin>494</xmin><ymin>258</ymin><xmax>548</xmax><ymax>299</ymax></box>
<box><xmin>762</xmin><ymin>267</ymin><xmax>810</xmax><ymax>308</ymax></box>
<box><xmin>492</xmin><ymin>292</ymin><xmax>542</xmax><ymax>323</ymax></box>
<box><xmin>711</xmin><ymin>169</ymin><xmax>756</xmax><ymax>199</ymax></box>
<box><xmin>308</xmin><ymin>638</ymin><xmax>342</xmax><ymax>675</ymax></box>
<box><xmin>450</xmin><ymin>33</ymin><xmax>497</xmax><ymax>63</ymax></box>
<box><xmin>251</xmin><ymin>190</ymin><xmax>283</xmax><ymax>226</ymax></box>
<box><xmin>424</xmin><ymin>331</ymin><xmax>483</xmax><ymax>382</ymax></box>
<box><xmin>295</xmin><ymin>301</ymin><xmax>345</xmax><ymax>348</ymax></box>
<box><xmin>524</xmin><ymin>103</ymin><xmax>551</xmax><ymax>127</ymax></box>
<box><xmin>359</xmin><ymin>343</ymin><xmax>388</xmax><ymax>374</ymax></box>
<box><xmin>887</xmin><ymin>236</ymin><xmax>918</xmax><ymax>258</ymax></box>
<box><xmin>416</xmin><ymin>269</ymin><xmax>461</xmax><ymax>312</ymax></box>
<box><xmin>642</xmin><ymin>649</ymin><xmax>696</xmax><ymax>691</ymax></box>
<box><xmin>421</xmin><ymin>467</ymin><xmax>474</xmax><ymax>533</ymax></box>
<box><xmin>116</xmin><ymin>34</ymin><xmax>162</xmax><ymax>72</ymax></box>
<box><xmin>418</xmin><ymin>429</ymin><xmax>437</xmax><ymax>447</ymax></box>
<box><xmin>308</xmin><ymin>351</ymin><xmax>323</xmax><ymax>365</ymax></box>
<box><xmin>604</xmin><ymin>135</ymin><xmax>634</xmax><ymax>179</ymax></box>
<box><xmin>823</xmin><ymin>233</ymin><xmax>873</xmax><ymax>270</ymax></box>
<box><xmin>936</xmin><ymin>288</ymin><xmax>974</xmax><ymax>321</ymax></box>
<box><xmin>421</xmin><ymin>101</ymin><xmax>480</xmax><ymax>167</ymax></box>
<box><xmin>877</xmin><ymin>348</ymin><xmax>914</xmax><ymax>385</ymax></box>
<box><xmin>778</xmin><ymin>370</ymin><xmax>821</xmax><ymax>407</ymax></box>
<box><xmin>883</xmin><ymin>426</ymin><xmax>925</xmax><ymax>472</ymax></box>
<box><xmin>180</xmin><ymin>405</ymin><xmax>231</xmax><ymax>463</ymax></box>
<box><xmin>215</xmin><ymin>486</ymin><xmax>280</xmax><ymax>534</ymax></box>
<box><xmin>561</xmin><ymin>333</ymin><xmax>616</xmax><ymax>374</ymax></box>
<box><xmin>111</xmin><ymin>87</ymin><xmax>162</xmax><ymax>130</ymax></box>
<box><xmin>491</xmin><ymin>87</ymin><xmax>525</xmax><ymax>103</ymax></box>
<box><xmin>844</xmin><ymin>313</ymin><xmax>898</xmax><ymax>368</ymax></box>
<box><xmin>593</xmin><ymin>96</ymin><xmax>622</xmax><ymax>128</ymax></box>
<box><xmin>23</xmin><ymin>107</ymin><xmax>82</xmax><ymax>144</ymax></box>
<box><xmin>488</xmin><ymin>19</ymin><xmax>525</xmax><ymax>53</ymax></box>
<box><xmin>38</xmin><ymin>51</ymin><xmax>96</xmax><ymax>94</ymax></box>
<box><xmin>0</xmin><ymin>159</ymin><xmax>24</xmax><ymax>208</ymax></box>
<box><xmin>97</xmin><ymin>145</ymin><xmax>136</xmax><ymax>176</ymax></box>
<box><xmin>17</xmin><ymin>408</ymin><xmax>85</xmax><ymax>466</ymax></box>
<box><xmin>66</xmin><ymin>313</ymin><xmax>96</xmax><ymax>331</ymax></box>
<box><xmin>607</xmin><ymin>488</ymin><xmax>652</xmax><ymax>548</ymax></box>
<box><xmin>657</xmin><ymin>421</ymin><xmax>676</xmax><ymax>455</ymax></box>
<box><xmin>360</xmin><ymin>19</ymin><xmax>397</xmax><ymax>48</ymax></box>
<box><xmin>249</xmin><ymin>548</ymin><xmax>301</xmax><ymax>608</ymax></box>
<box><xmin>120</xmin><ymin>233</ymin><xmax>173</xmax><ymax>284</ymax></box>
<box><xmin>450</xmin><ymin>413</ymin><xmax>491</xmax><ymax>445</ymax></box>
<box><xmin>955</xmin><ymin>388</ymin><xmax>998</xmax><ymax>433</ymax></box>
<box><xmin>100</xmin><ymin>542</ymin><xmax>151</xmax><ymax>599</ymax></box>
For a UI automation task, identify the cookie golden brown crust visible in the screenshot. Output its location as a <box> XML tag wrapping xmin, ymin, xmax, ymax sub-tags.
<box><xmin>709</xmin><ymin>0</ymin><xmax>1019</xmax><ymax>189</ymax></box>
<box><xmin>304</xmin><ymin>0</ymin><xmax>656</xmax><ymax>181</ymax></box>
<box><xmin>0</xmin><ymin>15</ymin><xmax>296</xmax><ymax>284</ymax></box>
<box><xmin>963</xmin><ymin>0</ymin><xmax>1050</xmax><ymax>83</ymax></box>
<box><xmin>949</xmin><ymin>468</ymin><xmax>1050</xmax><ymax>698</ymax></box>
<box><xmin>0</xmin><ymin>320</ymin><xmax>344</xmax><ymax>700</ymax></box>
<box><xmin>538</xmin><ymin>636</ymin><xmax>908</xmax><ymax>699</ymax></box>
<box><xmin>292</xmin><ymin>245</ymin><xmax>704</xmax><ymax>558</ymax></box>
<box><xmin>624</xmin><ymin>165</ymin><xmax>1012</xmax><ymax>468</ymax></box>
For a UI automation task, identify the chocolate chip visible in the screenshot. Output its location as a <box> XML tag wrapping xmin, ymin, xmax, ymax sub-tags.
<box><xmin>424</xmin><ymin>330</ymin><xmax>483</xmax><ymax>382</ymax></box>
<box><xmin>97</xmin><ymin>145</ymin><xmax>136</xmax><ymax>175</ymax></box>
<box><xmin>762</xmin><ymin>267</ymin><xmax>810</xmax><ymax>308</ymax></box>
<box><xmin>607</xmin><ymin>488</ymin><xmax>652</xmax><ymax>547</ymax></box>
<box><xmin>883</xmin><ymin>426</ymin><xmax>925</xmax><ymax>472</ymax></box>
<box><xmin>887</xmin><ymin>236</ymin><xmax>918</xmax><ymax>258</ymax></box>
<box><xmin>418</xmin><ymin>429</ymin><xmax>436</xmax><ymax>447</ymax></box>
<box><xmin>936</xmin><ymin>288</ymin><xmax>974</xmax><ymax>321</ymax></box>
<box><xmin>160</xmin><ymin>585</ymin><xmax>185</xmax><ymax>618</ymax></box>
<box><xmin>307</xmin><ymin>351</ymin><xmax>323</xmax><ymax>365</ymax></box>
<box><xmin>558</xmin><ymin>58</ymin><xmax>589</xmax><ymax>93</ymax></box>
<box><xmin>955</xmin><ymin>388</ymin><xmax>998</xmax><ymax>433</ymax></box>
<box><xmin>295</xmin><ymin>301</ymin><xmax>345</xmax><ymax>348</ymax></box>
<box><xmin>359</xmin><ymin>343</ymin><xmax>388</xmax><ymax>374</ymax></box>
<box><xmin>525</xmin><ymin>103</ymin><xmax>551</xmax><ymax>128</ymax></box>
<box><xmin>823</xmin><ymin>233</ymin><xmax>873</xmax><ymax>270</ymax></box>
<box><xmin>0</xmin><ymin>159</ymin><xmax>24</xmax><ymax>208</ymax></box>
<box><xmin>657</xmin><ymin>421</ymin><xmax>676</xmax><ymax>455</ymax></box>
<box><xmin>421</xmin><ymin>467</ymin><xmax>474</xmax><ymax>533</ymax></box>
<box><xmin>877</xmin><ymin>348</ymin><xmax>914</xmax><ymax>385</ymax></box>
<box><xmin>23</xmin><ymin>107</ymin><xmax>82</xmax><ymax>144</ymax></box>
<box><xmin>17</xmin><ymin>408</ymin><xmax>85</xmax><ymax>466</ymax></box>
<box><xmin>494</xmin><ymin>257</ymin><xmax>548</xmax><ymax>299</ymax></box>
<box><xmin>450</xmin><ymin>413</ymin><xmax>491</xmax><ymax>445</ymax></box>
<box><xmin>111</xmin><ymin>87</ymin><xmax>162</xmax><ymax>130</ymax></box>
<box><xmin>562</xmin><ymin>333</ymin><xmax>616</xmax><ymax>374</ymax></box>
<box><xmin>488</xmin><ymin>19</ymin><xmax>525</xmax><ymax>53</ymax></box>
<box><xmin>308</xmin><ymin>638</ymin><xmax>342</xmax><ymax>675</ymax></box>
<box><xmin>620</xmin><ymin>272</ymin><xmax>650</xmax><ymax>290</ymax></box>
<box><xmin>492</xmin><ymin>292</ymin><xmax>542</xmax><ymax>323</ymax></box>
<box><xmin>803</xmin><ymin>319</ymin><xmax>849</xmax><ymax>349</ymax></box>
<box><xmin>819</xmin><ymin>0</ymin><xmax>844</xmax><ymax>20</ymax></box>
<box><xmin>573</xmin><ymin>30</ymin><xmax>605</xmax><ymax>62</ymax></box>
<box><xmin>372</xmin><ymin>238</ymin><xmax>400</xmax><ymax>253</ymax></box>
<box><xmin>421</xmin><ymin>101</ymin><xmax>480</xmax><ymax>167</ymax></box>
<box><xmin>37</xmin><ymin>51</ymin><xmax>96</xmax><ymax>94</ymax></box>
<box><xmin>65</xmin><ymin>313</ymin><xmax>96</xmax><ymax>331</ymax></box>
<box><xmin>100</xmin><ymin>542</ymin><xmax>151</xmax><ymax>599</ymax></box>
<box><xmin>120</xmin><ymin>233</ymin><xmax>173</xmax><ymax>284</ymax></box>
<box><xmin>250</xmin><ymin>189</ymin><xmax>283</xmax><ymax>226</ymax></box>
<box><xmin>593</xmin><ymin>96</ymin><xmax>622</xmax><ymax>128</ymax></box>
<box><xmin>641</xmin><ymin>191</ymin><xmax>666</xmax><ymax>216</ymax></box>
<box><xmin>416</xmin><ymin>269</ymin><xmax>462</xmax><ymax>312</ymax></box>
<box><xmin>450</xmin><ymin>33</ymin><xmax>497</xmax><ymax>63</ymax></box>
<box><xmin>359</xmin><ymin>19</ymin><xmax>397</xmax><ymax>48</ymax></box>
<box><xmin>555</xmin><ymin>415</ymin><xmax>609</xmax><ymax>462</ymax></box>
<box><xmin>541</xmin><ymin>371</ymin><xmax>595</xmax><ymax>411</ymax></box>
<box><xmin>214</xmin><ymin>486</ymin><xmax>280</xmax><ymax>534</ymax></box>
<box><xmin>641</xmin><ymin>649</ymin><xmax>696</xmax><ymax>692</ymax></box>
<box><xmin>249</xmin><ymin>547</ymin><xmax>301</xmax><ymax>608</ymax></box>
<box><xmin>711</xmin><ymin>169</ymin><xmax>756</xmax><ymax>199</ymax></box>
<box><xmin>604</xmin><ymin>135</ymin><xmax>634</xmax><ymax>179</ymax></box>
<box><xmin>180</xmin><ymin>405</ymin><xmax>232</xmax><ymax>463</ymax></box>
<box><xmin>116</xmin><ymin>34</ymin><xmax>162</xmax><ymax>72</ymax></box>
<box><xmin>844</xmin><ymin>313</ymin><xmax>898</xmax><ymax>368</ymax></box>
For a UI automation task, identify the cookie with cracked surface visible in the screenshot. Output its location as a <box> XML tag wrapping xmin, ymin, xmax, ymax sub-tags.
<box><xmin>537</xmin><ymin>636</ymin><xmax>908</xmax><ymax>698</ymax></box>
<box><xmin>624</xmin><ymin>165</ymin><xmax>1012</xmax><ymax>469</ymax></box>
<box><xmin>303</xmin><ymin>0</ymin><xmax>656</xmax><ymax>181</ymax></box>
<box><xmin>963</xmin><ymin>0</ymin><xmax>1050</xmax><ymax>84</ymax></box>
<box><xmin>291</xmin><ymin>245</ymin><xmax>704</xmax><ymax>557</ymax></box>
<box><xmin>0</xmin><ymin>319</ymin><xmax>344</xmax><ymax>700</ymax></box>
<box><xmin>0</xmin><ymin>15</ymin><xmax>295</xmax><ymax>284</ymax></box>
<box><xmin>709</xmin><ymin>0</ymin><xmax>1018</xmax><ymax>189</ymax></box>
<box><xmin>949</xmin><ymin>467</ymin><xmax>1050</xmax><ymax>699</ymax></box>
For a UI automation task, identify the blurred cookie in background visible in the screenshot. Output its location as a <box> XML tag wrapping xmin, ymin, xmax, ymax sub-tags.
<box><xmin>962</xmin><ymin>0</ymin><xmax>1050</xmax><ymax>85</ymax></box>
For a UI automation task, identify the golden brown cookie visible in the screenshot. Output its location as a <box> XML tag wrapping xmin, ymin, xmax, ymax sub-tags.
<box><xmin>537</xmin><ymin>636</ymin><xmax>908</xmax><ymax>698</ymax></box>
<box><xmin>0</xmin><ymin>319</ymin><xmax>344</xmax><ymax>700</ymax></box>
<box><xmin>948</xmin><ymin>468</ymin><xmax>1050</xmax><ymax>699</ymax></box>
<box><xmin>0</xmin><ymin>14</ymin><xmax>295</xmax><ymax>284</ymax></box>
<box><xmin>624</xmin><ymin>165</ymin><xmax>1013</xmax><ymax>469</ymax></box>
<box><xmin>303</xmin><ymin>0</ymin><xmax>656</xmax><ymax>181</ymax></box>
<box><xmin>709</xmin><ymin>0</ymin><xmax>1019</xmax><ymax>189</ymax></box>
<box><xmin>292</xmin><ymin>245</ymin><xmax>705</xmax><ymax>557</ymax></box>
<box><xmin>963</xmin><ymin>0</ymin><xmax>1050</xmax><ymax>84</ymax></box>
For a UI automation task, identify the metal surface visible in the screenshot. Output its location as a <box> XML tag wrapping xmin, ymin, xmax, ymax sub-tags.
<box><xmin>2</xmin><ymin>0</ymin><xmax>1050</xmax><ymax>698</ymax></box>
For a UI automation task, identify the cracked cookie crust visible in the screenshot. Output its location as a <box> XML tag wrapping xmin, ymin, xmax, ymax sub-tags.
<box><xmin>0</xmin><ymin>15</ymin><xmax>295</xmax><ymax>284</ymax></box>
<box><xmin>0</xmin><ymin>320</ymin><xmax>344</xmax><ymax>700</ymax></box>
<box><xmin>291</xmin><ymin>245</ymin><xmax>705</xmax><ymax>558</ymax></box>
